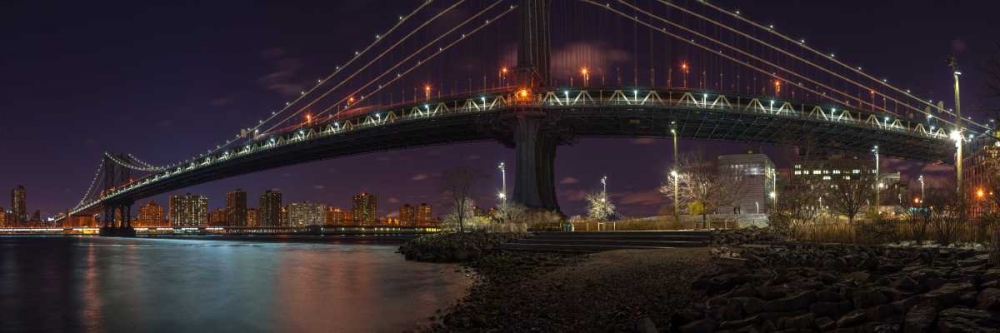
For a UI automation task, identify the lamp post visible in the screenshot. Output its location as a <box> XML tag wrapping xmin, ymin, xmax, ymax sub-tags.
<box><xmin>497</xmin><ymin>161</ymin><xmax>506</xmax><ymax>206</ymax></box>
<box><xmin>670</xmin><ymin>170</ymin><xmax>680</xmax><ymax>217</ymax></box>
<box><xmin>918</xmin><ymin>174</ymin><xmax>925</xmax><ymax>208</ymax></box>
<box><xmin>601</xmin><ymin>175</ymin><xmax>608</xmax><ymax>201</ymax></box>
<box><xmin>581</xmin><ymin>68</ymin><xmax>590</xmax><ymax>88</ymax></box>
<box><xmin>948</xmin><ymin>57</ymin><xmax>964</xmax><ymax>199</ymax></box>
<box><xmin>873</xmin><ymin>145</ymin><xmax>880</xmax><ymax>215</ymax></box>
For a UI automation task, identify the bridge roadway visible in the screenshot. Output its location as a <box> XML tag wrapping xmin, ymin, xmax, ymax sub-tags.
<box><xmin>73</xmin><ymin>87</ymin><xmax>954</xmax><ymax>217</ymax></box>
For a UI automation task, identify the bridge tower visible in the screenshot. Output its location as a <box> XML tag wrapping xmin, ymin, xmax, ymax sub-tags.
<box><xmin>99</xmin><ymin>153</ymin><xmax>136</xmax><ymax>236</ymax></box>
<box><xmin>514</xmin><ymin>0</ymin><xmax>550</xmax><ymax>87</ymax></box>
<box><xmin>510</xmin><ymin>0</ymin><xmax>561</xmax><ymax>212</ymax></box>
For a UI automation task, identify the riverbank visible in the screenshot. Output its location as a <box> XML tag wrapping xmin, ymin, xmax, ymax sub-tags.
<box><xmin>417</xmin><ymin>248</ymin><xmax>718</xmax><ymax>332</ymax></box>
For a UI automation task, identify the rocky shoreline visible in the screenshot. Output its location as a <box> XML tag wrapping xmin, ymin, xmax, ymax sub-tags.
<box><xmin>680</xmin><ymin>243</ymin><xmax>1000</xmax><ymax>332</ymax></box>
<box><xmin>398</xmin><ymin>232</ymin><xmax>524</xmax><ymax>263</ymax></box>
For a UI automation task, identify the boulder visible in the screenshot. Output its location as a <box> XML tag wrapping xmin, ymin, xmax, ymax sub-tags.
<box><xmin>852</xmin><ymin>289</ymin><xmax>888</xmax><ymax>309</ymax></box>
<box><xmin>977</xmin><ymin>288</ymin><xmax>1000</xmax><ymax>311</ymax></box>
<box><xmin>679</xmin><ymin>319</ymin><xmax>717</xmax><ymax>333</ymax></box>
<box><xmin>809</xmin><ymin>301</ymin><xmax>851</xmax><ymax>318</ymax></box>
<box><xmin>836</xmin><ymin>310</ymin><xmax>868</xmax><ymax>328</ymax></box>
<box><xmin>903</xmin><ymin>303</ymin><xmax>937</xmax><ymax>333</ymax></box>
<box><xmin>920</xmin><ymin>282</ymin><xmax>975</xmax><ymax>308</ymax></box>
<box><xmin>777</xmin><ymin>313</ymin><xmax>815</xmax><ymax>330</ymax></box>
<box><xmin>936</xmin><ymin>307</ymin><xmax>1000</xmax><ymax>333</ymax></box>
<box><xmin>764</xmin><ymin>291</ymin><xmax>815</xmax><ymax>312</ymax></box>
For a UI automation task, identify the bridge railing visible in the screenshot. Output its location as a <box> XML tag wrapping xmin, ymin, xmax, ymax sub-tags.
<box><xmin>75</xmin><ymin>88</ymin><xmax>952</xmax><ymax>215</ymax></box>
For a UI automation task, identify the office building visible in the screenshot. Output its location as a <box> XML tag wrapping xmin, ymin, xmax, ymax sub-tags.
<box><xmin>226</xmin><ymin>189</ymin><xmax>247</xmax><ymax>226</ymax></box>
<box><xmin>717</xmin><ymin>150</ymin><xmax>776</xmax><ymax>214</ymax></box>
<box><xmin>259</xmin><ymin>189</ymin><xmax>282</xmax><ymax>227</ymax></box>
<box><xmin>169</xmin><ymin>193</ymin><xmax>208</xmax><ymax>226</ymax></box>
<box><xmin>963</xmin><ymin>134</ymin><xmax>1000</xmax><ymax>215</ymax></box>
<box><xmin>352</xmin><ymin>192</ymin><xmax>377</xmax><ymax>226</ymax></box>
<box><xmin>287</xmin><ymin>202</ymin><xmax>326</xmax><ymax>226</ymax></box>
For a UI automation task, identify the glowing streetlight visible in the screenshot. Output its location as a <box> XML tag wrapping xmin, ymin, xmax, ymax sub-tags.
<box><xmin>949</xmin><ymin>57</ymin><xmax>964</xmax><ymax>200</ymax></box>
<box><xmin>601</xmin><ymin>175</ymin><xmax>608</xmax><ymax>203</ymax></box>
<box><xmin>918</xmin><ymin>175</ymin><xmax>925</xmax><ymax>208</ymax></box>
<box><xmin>670</xmin><ymin>170</ymin><xmax>680</xmax><ymax>217</ymax></box>
<box><xmin>872</xmin><ymin>145</ymin><xmax>880</xmax><ymax>214</ymax></box>
<box><xmin>681</xmin><ymin>62</ymin><xmax>689</xmax><ymax>88</ymax></box>
<box><xmin>774</xmin><ymin>79</ymin><xmax>782</xmax><ymax>97</ymax></box>
<box><xmin>580</xmin><ymin>67</ymin><xmax>590</xmax><ymax>88</ymax></box>
<box><xmin>424</xmin><ymin>84</ymin><xmax>432</xmax><ymax>101</ymax></box>
<box><xmin>497</xmin><ymin>161</ymin><xmax>507</xmax><ymax>206</ymax></box>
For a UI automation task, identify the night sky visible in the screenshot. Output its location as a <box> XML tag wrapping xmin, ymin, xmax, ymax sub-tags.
<box><xmin>2</xmin><ymin>0</ymin><xmax>997</xmax><ymax>219</ymax></box>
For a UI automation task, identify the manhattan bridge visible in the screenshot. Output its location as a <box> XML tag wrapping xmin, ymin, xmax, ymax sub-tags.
<box><xmin>54</xmin><ymin>0</ymin><xmax>991</xmax><ymax>233</ymax></box>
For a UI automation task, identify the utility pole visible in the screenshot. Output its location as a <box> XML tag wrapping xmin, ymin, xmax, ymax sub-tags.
<box><xmin>670</xmin><ymin>122</ymin><xmax>679</xmax><ymax>218</ymax></box>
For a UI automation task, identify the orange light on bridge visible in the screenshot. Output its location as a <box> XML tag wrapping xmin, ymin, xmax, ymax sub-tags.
<box><xmin>501</xmin><ymin>67</ymin><xmax>508</xmax><ymax>74</ymax></box>
<box><xmin>305</xmin><ymin>113</ymin><xmax>312</xmax><ymax>123</ymax></box>
<box><xmin>347</xmin><ymin>96</ymin><xmax>355</xmax><ymax>105</ymax></box>
<box><xmin>977</xmin><ymin>188</ymin><xmax>986</xmax><ymax>199</ymax></box>
<box><xmin>774</xmin><ymin>79</ymin><xmax>782</xmax><ymax>96</ymax></box>
<box><xmin>424</xmin><ymin>84</ymin><xmax>432</xmax><ymax>101</ymax></box>
<box><xmin>580</xmin><ymin>67</ymin><xmax>590</xmax><ymax>87</ymax></box>
<box><xmin>516</xmin><ymin>88</ymin><xmax>530</xmax><ymax>100</ymax></box>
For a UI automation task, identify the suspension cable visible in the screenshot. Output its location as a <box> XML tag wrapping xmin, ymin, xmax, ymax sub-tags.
<box><xmin>658</xmin><ymin>0</ymin><xmax>984</xmax><ymax>130</ymax></box>
<box><xmin>310</xmin><ymin>2</ymin><xmax>513</xmax><ymax>120</ymax></box>
<box><xmin>262</xmin><ymin>0</ymin><xmax>468</xmax><ymax>134</ymax></box>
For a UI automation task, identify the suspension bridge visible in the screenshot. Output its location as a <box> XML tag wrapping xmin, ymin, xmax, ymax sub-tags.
<box><xmin>54</xmin><ymin>0</ymin><xmax>990</xmax><ymax>234</ymax></box>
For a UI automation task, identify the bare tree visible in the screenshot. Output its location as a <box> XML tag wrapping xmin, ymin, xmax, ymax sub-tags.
<box><xmin>777</xmin><ymin>177</ymin><xmax>823</xmax><ymax>226</ymax></box>
<box><xmin>587</xmin><ymin>191</ymin><xmax>616</xmax><ymax>221</ymax></box>
<box><xmin>826</xmin><ymin>173</ymin><xmax>874</xmax><ymax>224</ymax></box>
<box><xmin>668</xmin><ymin>150</ymin><xmax>746</xmax><ymax>228</ymax></box>
<box><xmin>441</xmin><ymin>167</ymin><xmax>486</xmax><ymax>232</ymax></box>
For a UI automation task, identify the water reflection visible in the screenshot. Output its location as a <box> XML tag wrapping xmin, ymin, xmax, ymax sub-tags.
<box><xmin>0</xmin><ymin>237</ymin><xmax>470</xmax><ymax>333</ymax></box>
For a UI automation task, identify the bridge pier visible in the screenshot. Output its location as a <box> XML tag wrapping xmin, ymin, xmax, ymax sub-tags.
<box><xmin>100</xmin><ymin>201</ymin><xmax>136</xmax><ymax>237</ymax></box>
<box><xmin>512</xmin><ymin>116</ymin><xmax>560</xmax><ymax>212</ymax></box>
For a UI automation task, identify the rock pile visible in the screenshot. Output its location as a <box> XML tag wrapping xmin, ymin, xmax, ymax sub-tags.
<box><xmin>710</xmin><ymin>227</ymin><xmax>786</xmax><ymax>247</ymax></box>
<box><xmin>678</xmin><ymin>244</ymin><xmax>1000</xmax><ymax>332</ymax></box>
<box><xmin>398</xmin><ymin>232</ymin><xmax>523</xmax><ymax>263</ymax></box>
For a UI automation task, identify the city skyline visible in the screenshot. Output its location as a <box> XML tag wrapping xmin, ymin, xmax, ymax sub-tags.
<box><xmin>1</xmin><ymin>0</ymin><xmax>997</xmax><ymax>219</ymax></box>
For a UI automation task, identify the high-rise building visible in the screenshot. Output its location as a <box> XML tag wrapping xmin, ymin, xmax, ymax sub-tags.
<box><xmin>259</xmin><ymin>189</ymin><xmax>282</xmax><ymax>227</ymax></box>
<box><xmin>209</xmin><ymin>208</ymin><xmax>227</xmax><ymax>226</ymax></box>
<box><xmin>352</xmin><ymin>192</ymin><xmax>377</xmax><ymax>226</ymax></box>
<box><xmin>325</xmin><ymin>207</ymin><xmax>353</xmax><ymax>225</ymax></box>
<box><xmin>717</xmin><ymin>150</ymin><xmax>776</xmax><ymax>215</ymax></box>
<box><xmin>136</xmin><ymin>200</ymin><xmax>165</xmax><ymax>227</ymax></box>
<box><xmin>11</xmin><ymin>185</ymin><xmax>27</xmax><ymax>223</ymax></box>
<box><xmin>963</xmin><ymin>135</ymin><xmax>1000</xmax><ymax>216</ymax></box>
<box><xmin>0</xmin><ymin>206</ymin><xmax>6</xmax><ymax>227</ymax></box>
<box><xmin>226</xmin><ymin>189</ymin><xmax>247</xmax><ymax>227</ymax></box>
<box><xmin>399</xmin><ymin>204</ymin><xmax>416</xmax><ymax>226</ymax></box>
<box><xmin>287</xmin><ymin>202</ymin><xmax>326</xmax><ymax>226</ymax></box>
<box><xmin>169</xmin><ymin>193</ymin><xmax>208</xmax><ymax>227</ymax></box>
<box><xmin>416</xmin><ymin>203</ymin><xmax>433</xmax><ymax>226</ymax></box>
<box><xmin>246</xmin><ymin>208</ymin><xmax>259</xmax><ymax>227</ymax></box>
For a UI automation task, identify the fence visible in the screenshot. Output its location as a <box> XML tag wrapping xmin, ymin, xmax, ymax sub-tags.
<box><xmin>570</xmin><ymin>216</ymin><xmax>747</xmax><ymax>231</ymax></box>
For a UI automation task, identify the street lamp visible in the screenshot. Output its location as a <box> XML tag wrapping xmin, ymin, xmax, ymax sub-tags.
<box><xmin>497</xmin><ymin>162</ymin><xmax>507</xmax><ymax>206</ymax></box>
<box><xmin>948</xmin><ymin>57</ymin><xmax>964</xmax><ymax>200</ymax></box>
<box><xmin>681</xmin><ymin>62</ymin><xmax>689</xmax><ymax>88</ymax></box>
<box><xmin>918</xmin><ymin>175</ymin><xmax>925</xmax><ymax>208</ymax></box>
<box><xmin>671</xmin><ymin>170</ymin><xmax>680</xmax><ymax>217</ymax></box>
<box><xmin>872</xmin><ymin>145</ymin><xmax>880</xmax><ymax>214</ymax></box>
<box><xmin>581</xmin><ymin>67</ymin><xmax>590</xmax><ymax>88</ymax></box>
<box><xmin>601</xmin><ymin>175</ymin><xmax>608</xmax><ymax>203</ymax></box>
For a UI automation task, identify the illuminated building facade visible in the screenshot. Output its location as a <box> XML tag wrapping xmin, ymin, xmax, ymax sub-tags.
<box><xmin>209</xmin><ymin>208</ymin><xmax>227</xmax><ymax>226</ymax></box>
<box><xmin>325</xmin><ymin>207</ymin><xmax>352</xmax><ymax>225</ymax></box>
<box><xmin>717</xmin><ymin>150</ymin><xmax>776</xmax><ymax>214</ymax></box>
<box><xmin>246</xmin><ymin>208</ymin><xmax>258</xmax><ymax>227</ymax></box>
<box><xmin>416</xmin><ymin>203</ymin><xmax>433</xmax><ymax>226</ymax></box>
<box><xmin>352</xmin><ymin>192</ymin><xmax>377</xmax><ymax>226</ymax></box>
<box><xmin>399</xmin><ymin>204</ymin><xmax>416</xmax><ymax>226</ymax></box>
<box><xmin>963</xmin><ymin>135</ymin><xmax>1000</xmax><ymax>216</ymax></box>
<box><xmin>287</xmin><ymin>202</ymin><xmax>325</xmax><ymax>226</ymax></box>
<box><xmin>169</xmin><ymin>193</ymin><xmax>208</xmax><ymax>227</ymax></box>
<box><xmin>136</xmin><ymin>200</ymin><xmax>165</xmax><ymax>227</ymax></box>
<box><xmin>226</xmin><ymin>189</ymin><xmax>247</xmax><ymax>226</ymax></box>
<box><xmin>259</xmin><ymin>189</ymin><xmax>282</xmax><ymax>227</ymax></box>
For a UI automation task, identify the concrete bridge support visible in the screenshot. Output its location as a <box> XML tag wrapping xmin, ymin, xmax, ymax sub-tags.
<box><xmin>512</xmin><ymin>116</ymin><xmax>560</xmax><ymax>212</ymax></box>
<box><xmin>100</xmin><ymin>201</ymin><xmax>135</xmax><ymax>236</ymax></box>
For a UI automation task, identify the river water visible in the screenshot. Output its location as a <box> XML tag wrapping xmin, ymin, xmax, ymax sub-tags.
<box><xmin>0</xmin><ymin>236</ymin><xmax>471</xmax><ymax>332</ymax></box>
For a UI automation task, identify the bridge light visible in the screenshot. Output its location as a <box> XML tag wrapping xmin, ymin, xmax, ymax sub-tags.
<box><xmin>481</xmin><ymin>97</ymin><xmax>486</xmax><ymax>102</ymax></box>
<box><xmin>517</xmin><ymin>88</ymin><xmax>530</xmax><ymax>99</ymax></box>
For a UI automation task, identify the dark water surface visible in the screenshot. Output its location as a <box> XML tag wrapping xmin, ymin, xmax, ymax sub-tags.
<box><xmin>0</xmin><ymin>236</ymin><xmax>470</xmax><ymax>332</ymax></box>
